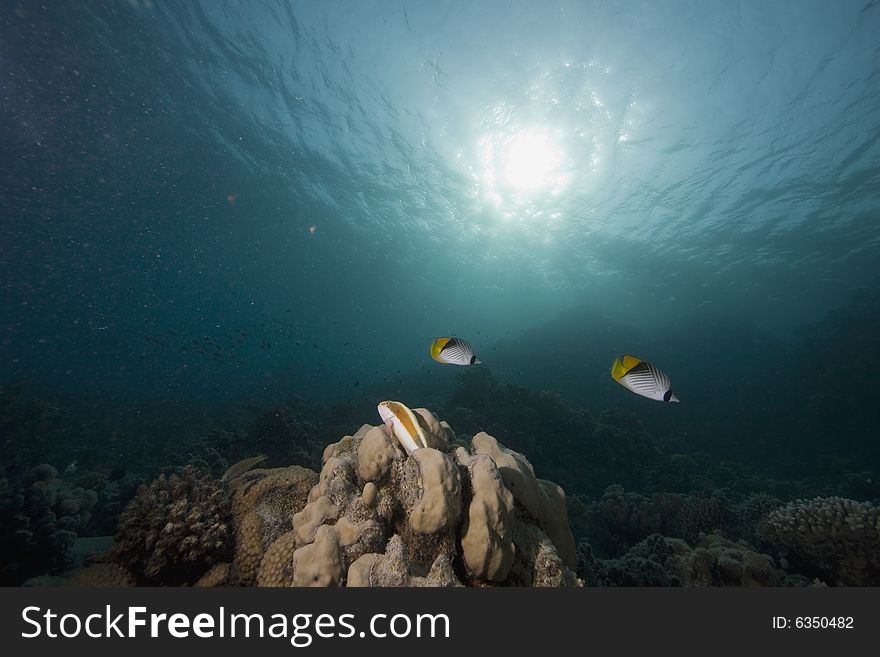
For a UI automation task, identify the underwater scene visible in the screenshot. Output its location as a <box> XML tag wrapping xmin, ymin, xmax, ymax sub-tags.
<box><xmin>2</xmin><ymin>1</ymin><xmax>879</xmax><ymax>587</ymax></box>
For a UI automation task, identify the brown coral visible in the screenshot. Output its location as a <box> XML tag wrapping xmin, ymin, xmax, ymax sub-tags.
<box><xmin>193</xmin><ymin>562</ymin><xmax>231</xmax><ymax>587</ymax></box>
<box><xmin>459</xmin><ymin>453</ymin><xmax>515</xmax><ymax>581</ymax></box>
<box><xmin>346</xmin><ymin>534</ymin><xmax>461</xmax><ymax>587</ymax></box>
<box><xmin>253</xmin><ymin>415</ymin><xmax>580</xmax><ymax>587</ymax></box>
<box><xmin>228</xmin><ymin>465</ymin><xmax>318</xmax><ymax>585</ymax></box>
<box><xmin>66</xmin><ymin>563</ymin><xmax>134</xmax><ymax>587</ymax></box>
<box><xmin>256</xmin><ymin>531</ymin><xmax>299</xmax><ymax>587</ymax></box>
<box><xmin>84</xmin><ymin>409</ymin><xmax>580</xmax><ymax>589</ymax></box>
<box><xmin>471</xmin><ymin>432</ymin><xmax>577</xmax><ymax>569</ymax></box>
<box><xmin>107</xmin><ymin>465</ymin><xmax>231</xmax><ymax>585</ymax></box>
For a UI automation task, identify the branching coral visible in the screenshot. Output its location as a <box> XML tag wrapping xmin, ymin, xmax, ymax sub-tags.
<box><xmin>584</xmin><ymin>485</ymin><xmax>665</xmax><ymax>554</ymax></box>
<box><xmin>580</xmin><ymin>533</ymin><xmax>782</xmax><ymax>587</ymax></box>
<box><xmin>106</xmin><ymin>465</ymin><xmax>231</xmax><ymax>585</ymax></box>
<box><xmin>670</xmin><ymin>494</ymin><xmax>729</xmax><ymax>545</ymax></box>
<box><xmin>757</xmin><ymin>496</ymin><xmax>880</xmax><ymax>585</ymax></box>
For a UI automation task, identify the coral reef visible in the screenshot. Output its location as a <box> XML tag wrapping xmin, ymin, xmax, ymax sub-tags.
<box><xmin>725</xmin><ymin>492</ymin><xmax>784</xmax><ymax>546</ymax></box>
<box><xmin>569</xmin><ymin>485</ymin><xmax>737</xmax><ymax>558</ymax></box>
<box><xmin>0</xmin><ymin>463</ymin><xmax>98</xmax><ymax>585</ymax></box>
<box><xmin>194</xmin><ymin>562</ymin><xmax>232</xmax><ymax>587</ymax></box>
<box><xmin>105</xmin><ymin>465</ymin><xmax>232</xmax><ymax>585</ymax></box>
<box><xmin>579</xmin><ymin>533</ymin><xmax>783</xmax><ymax>587</ymax></box>
<box><xmin>669</xmin><ymin>494</ymin><xmax>730</xmax><ymax>545</ymax></box>
<box><xmin>19</xmin><ymin>364</ymin><xmax>876</xmax><ymax>589</ymax></box>
<box><xmin>128</xmin><ymin>408</ymin><xmax>580</xmax><ymax>588</ymax></box>
<box><xmin>574</xmin><ymin>486</ymin><xmax>664</xmax><ymax>555</ymax></box>
<box><xmin>66</xmin><ymin>562</ymin><xmax>134</xmax><ymax>587</ymax></box>
<box><xmin>757</xmin><ymin>496</ymin><xmax>880</xmax><ymax>585</ymax></box>
<box><xmin>228</xmin><ymin>465</ymin><xmax>318</xmax><ymax>585</ymax></box>
<box><xmin>458</xmin><ymin>451</ymin><xmax>515</xmax><ymax>581</ymax></box>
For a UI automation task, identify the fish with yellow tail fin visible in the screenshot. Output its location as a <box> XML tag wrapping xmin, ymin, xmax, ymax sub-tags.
<box><xmin>611</xmin><ymin>355</ymin><xmax>679</xmax><ymax>402</ymax></box>
<box><xmin>377</xmin><ymin>401</ymin><xmax>428</xmax><ymax>455</ymax></box>
<box><xmin>430</xmin><ymin>337</ymin><xmax>481</xmax><ymax>365</ymax></box>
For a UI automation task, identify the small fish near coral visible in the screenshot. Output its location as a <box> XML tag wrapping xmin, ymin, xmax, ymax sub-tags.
<box><xmin>430</xmin><ymin>337</ymin><xmax>481</xmax><ymax>365</ymax></box>
<box><xmin>377</xmin><ymin>400</ymin><xmax>428</xmax><ymax>455</ymax></box>
<box><xmin>221</xmin><ymin>454</ymin><xmax>268</xmax><ymax>483</ymax></box>
<box><xmin>611</xmin><ymin>354</ymin><xmax>679</xmax><ymax>402</ymax></box>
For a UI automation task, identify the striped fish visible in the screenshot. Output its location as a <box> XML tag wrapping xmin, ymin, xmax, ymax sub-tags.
<box><xmin>377</xmin><ymin>400</ymin><xmax>428</xmax><ymax>455</ymax></box>
<box><xmin>430</xmin><ymin>337</ymin><xmax>481</xmax><ymax>366</ymax></box>
<box><xmin>611</xmin><ymin>355</ymin><xmax>679</xmax><ymax>402</ymax></box>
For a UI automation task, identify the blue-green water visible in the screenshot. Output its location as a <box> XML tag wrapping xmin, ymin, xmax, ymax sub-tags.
<box><xmin>1</xmin><ymin>1</ymin><xmax>879</xmax><ymax>586</ymax></box>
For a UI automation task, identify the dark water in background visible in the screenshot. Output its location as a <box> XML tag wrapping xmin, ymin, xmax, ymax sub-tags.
<box><xmin>1</xmin><ymin>1</ymin><xmax>880</xmax><ymax>584</ymax></box>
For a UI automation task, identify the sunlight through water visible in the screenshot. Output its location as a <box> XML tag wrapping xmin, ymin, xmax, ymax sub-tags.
<box><xmin>475</xmin><ymin>120</ymin><xmax>571</xmax><ymax>220</ymax></box>
<box><xmin>499</xmin><ymin>128</ymin><xmax>564</xmax><ymax>192</ymax></box>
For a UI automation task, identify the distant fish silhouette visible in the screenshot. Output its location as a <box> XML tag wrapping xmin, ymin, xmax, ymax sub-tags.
<box><xmin>221</xmin><ymin>455</ymin><xmax>268</xmax><ymax>483</ymax></box>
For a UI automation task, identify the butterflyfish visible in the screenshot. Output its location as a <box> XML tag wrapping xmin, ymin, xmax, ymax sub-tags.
<box><xmin>430</xmin><ymin>337</ymin><xmax>481</xmax><ymax>366</ymax></box>
<box><xmin>611</xmin><ymin>355</ymin><xmax>679</xmax><ymax>402</ymax></box>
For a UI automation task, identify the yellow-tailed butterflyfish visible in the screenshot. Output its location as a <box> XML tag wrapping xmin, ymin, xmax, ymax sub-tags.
<box><xmin>430</xmin><ymin>337</ymin><xmax>481</xmax><ymax>366</ymax></box>
<box><xmin>611</xmin><ymin>355</ymin><xmax>679</xmax><ymax>403</ymax></box>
